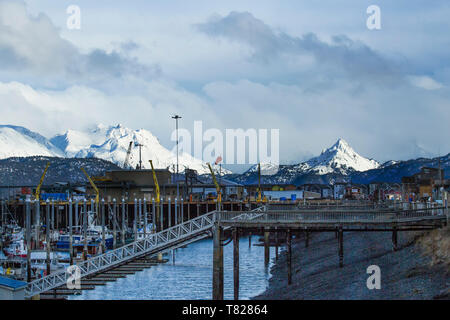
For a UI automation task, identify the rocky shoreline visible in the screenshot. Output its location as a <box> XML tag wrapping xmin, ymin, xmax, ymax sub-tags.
<box><xmin>253</xmin><ymin>228</ymin><xmax>449</xmax><ymax>300</ymax></box>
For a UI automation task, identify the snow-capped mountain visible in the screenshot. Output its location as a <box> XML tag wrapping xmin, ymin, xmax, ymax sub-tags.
<box><xmin>51</xmin><ymin>124</ymin><xmax>215</xmax><ymax>174</ymax></box>
<box><xmin>0</xmin><ymin>125</ymin><xmax>64</xmax><ymax>159</ymax></box>
<box><xmin>305</xmin><ymin>138</ymin><xmax>380</xmax><ymax>174</ymax></box>
<box><xmin>236</xmin><ymin>139</ymin><xmax>380</xmax><ymax>184</ymax></box>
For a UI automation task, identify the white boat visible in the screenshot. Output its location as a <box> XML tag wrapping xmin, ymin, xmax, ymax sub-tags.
<box><xmin>4</xmin><ymin>240</ymin><xmax>27</xmax><ymax>258</ymax></box>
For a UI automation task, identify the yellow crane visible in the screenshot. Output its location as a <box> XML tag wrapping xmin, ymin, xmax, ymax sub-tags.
<box><xmin>207</xmin><ymin>163</ymin><xmax>221</xmax><ymax>204</ymax></box>
<box><xmin>149</xmin><ymin>160</ymin><xmax>160</xmax><ymax>204</ymax></box>
<box><xmin>81</xmin><ymin>167</ymin><xmax>100</xmax><ymax>205</ymax></box>
<box><xmin>35</xmin><ymin>162</ymin><xmax>50</xmax><ymax>200</ymax></box>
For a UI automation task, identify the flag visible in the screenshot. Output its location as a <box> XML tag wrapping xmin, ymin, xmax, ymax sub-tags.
<box><xmin>214</xmin><ymin>156</ymin><xmax>222</xmax><ymax>165</ymax></box>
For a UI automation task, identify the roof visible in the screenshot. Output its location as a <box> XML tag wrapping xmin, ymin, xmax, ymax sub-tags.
<box><xmin>0</xmin><ymin>276</ymin><xmax>27</xmax><ymax>290</ymax></box>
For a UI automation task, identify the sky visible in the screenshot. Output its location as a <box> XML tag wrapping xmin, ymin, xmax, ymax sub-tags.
<box><xmin>0</xmin><ymin>0</ymin><xmax>449</xmax><ymax>170</ymax></box>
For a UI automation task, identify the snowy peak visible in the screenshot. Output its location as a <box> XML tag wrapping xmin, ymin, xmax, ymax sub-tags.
<box><xmin>307</xmin><ymin>138</ymin><xmax>380</xmax><ymax>174</ymax></box>
<box><xmin>0</xmin><ymin>125</ymin><xmax>64</xmax><ymax>159</ymax></box>
<box><xmin>52</xmin><ymin>124</ymin><xmax>214</xmax><ymax>174</ymax></box>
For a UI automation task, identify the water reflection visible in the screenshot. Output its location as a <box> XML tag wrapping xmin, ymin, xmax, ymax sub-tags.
<box><xmin>70</xmin><ymin>235</ymin><xmax>273</xmax><ymax>300</ymax></box>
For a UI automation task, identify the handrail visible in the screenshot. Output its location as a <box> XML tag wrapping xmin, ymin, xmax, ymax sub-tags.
<box><xmin>25</xmin><ymin>205</ymin><xmax>268</xmax><ymax>298</ymax></box>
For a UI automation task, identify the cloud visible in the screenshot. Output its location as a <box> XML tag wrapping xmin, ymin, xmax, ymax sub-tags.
<box><xmin>408</xmin><ymin>75</ymin><xmax>444</xmax><ymax>90</ymax></box>
<box><xmin>196</xmin><ymin>11</ymin><xmax>447</xmax><ymax>90</ymax></box>
<box><xmin>0</xmin><ymin>0</ymin><xmax>160</xmax><ymax>88</ymax></box>
<box><xmin>0</xmin><ymin>4</ymin><xmax>449</xmax><ymax>168</ymax></box>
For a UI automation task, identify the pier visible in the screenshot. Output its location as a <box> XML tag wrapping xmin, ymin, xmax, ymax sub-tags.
<box><xmin>1</xmin><ymin>199</ymin><xmax>447</xmax><ymax>300</ymax></box>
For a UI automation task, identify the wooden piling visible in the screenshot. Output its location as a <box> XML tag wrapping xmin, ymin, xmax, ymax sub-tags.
<box><xmin>26</xmin><ymin>200</ymin><xmax>31</xmax><ymax>282</ymax></box>
<box><xmin>121</xmin><ymin>199</ymin><xmax>126</xmax><ymax>246</ymax></box>
<box><xmin>75</xmin><ymin>201</ymin><xmax>79</xmax><ymax>230</ymax></box>
<box><xmin>69</xmin><ymin>198</ymin><xmax>73</xmax><ymax>265</ymax></box>
<box><xmin>34</xmin><ymin>200</ymin><xmax>40</xmax><ymax>250</ymax></box>
<box><xmin>113</xmin><ymin>199</ymin><xmax>117</xmax><ymax>249</ymax></box>
<box><xmin>233</xmin><ymin>227</ymin><xmax>239</xmax><ymax>300</ymax></box>
<box><xmin>83</xmin><ymin>200</ymin><xmax>88</xmax><ymax>261</ymax></box>
<box><xmin>143</xmin><ymin>199</ymin><xmax>147</xmax><ymax>238</ymax></box>
<box><xmin>181</xmin><ymin>199</ymin><xmax>184</xmax><ymax>223</ymax></box>
<box><xmin>152</xmin><ymin>198</ymin><xmax>156</xmax><ymax>233</ymax></box>
<box><xmin>338</xmin><ymin>227</ymin><xmax>344</xmax><ymax>268</ymax></box>
<box><xmin>392</xmin><ymin>226</ymin><xmax>398</xmax><ymax>251</ymax></box>
<box><xmin>305</xmin><ymin>229</ymin><xmax>309</xmax><ymax>248</ymax></box>
<box><xmin>160</xmin><ymin>200</ymin><xmax>164</xmax><ymax>231</ymax></box>
<box><xmin>264</xmin><ymin>228</ymin><xmax>270</xmax><ymax>266</ymax></box>
<box><xmin>101</xmin><ymin>199</ymin><xmax>106</xmax><ymax>254</ymax></box>
<box><xmin>287</xmin><ymin>229</ymin><xmax>292</xmax><ymax>285</ymax></box>
<box><xmin>46</xmin><ymin>200</ymin><xmax>51</xmax><ymax>275</ymax></box>
<box><xmin>275</xmin><ymin>227</ymin><xmax>278</xmax><ymax>261</ymax></box>
<box><xmin>212</xmin><ymin>222</ymin><xmax>224</xmax><ymax>300</ymax></box>
<box><xmin>134</xmin><ymin>199</ymin><xmax>138</xmax><ymax>241</ymax></box>
<box><xmin>51</xmin><ymin>200</ymin><xmax>55</xmax><ymax>230</ymax></box>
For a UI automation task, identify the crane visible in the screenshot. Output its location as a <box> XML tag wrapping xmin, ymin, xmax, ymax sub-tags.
<box><xmin>207</xmin><ymin>162</ymin><xmax>221</xmax><ymax>205</ymax></box>
<box><xmin>149</xmin><ymin>160</ymin><xmax>161</xmax><ymax>234</ymax></box>
<box><xmin>123</xmin><ymin>141</ymin><xmax>133</xmax><ymax>169</ymax></box>
<box><xmin>81</xmin><ymin>167</ymin><xmax>100</xmax><ymax>205</ymax></box>
<box><xmin>149</xmin><ymin>160</ymin><xmax>160</xmax><ymax>204</ymax></box>
<box><xmin>35</xmin><ymin>162</ymin><xmax>50</xmax><ymax>201</ymax></box>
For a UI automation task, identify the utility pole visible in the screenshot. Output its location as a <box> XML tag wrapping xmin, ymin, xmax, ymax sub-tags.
<box><xmin>172</xmin><ymin>115</ymin><xmax>182</xmax><ymax>201</ymax></box>
<box><xmin>172</xmin><ymin>115</ymin><xmax>182</xmax><ymax>176</ymax></box>
<box><xmin>135</xmin><ymin>142</ymin><xmax>144</xmax><ymax>170</ymax></box>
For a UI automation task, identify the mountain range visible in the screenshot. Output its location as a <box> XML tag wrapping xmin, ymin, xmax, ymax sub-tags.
<box><xmin>0</xmin><ymin>124</ymin><xmax>211</xmax><ymax>174</ymax></box>
<box><xmin>231</xmin><ymin>139</ymin><xmax>449</xmax><ymax>185</ymax></box>
<box><xmin>0</xmin><ymin>124</ymin><xmax>448</xmax><ymax>186</ymax></box>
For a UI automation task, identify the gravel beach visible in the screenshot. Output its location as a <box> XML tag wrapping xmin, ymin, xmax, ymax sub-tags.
<box><xmin>253</xmin><ymin>229</ymin><xmax>449</xmax><ymax>300</ymax></box>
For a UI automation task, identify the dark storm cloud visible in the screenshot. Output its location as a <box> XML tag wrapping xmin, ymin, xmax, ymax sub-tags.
<box><xmin>0</xmin><ymin>0</ymin><xmax>160</xmax><ymax>88</ymax></box>
<box><xmin>196</xmin><ymin>11</ymin><xmax>404</xmax><ymax>85</ymax></box>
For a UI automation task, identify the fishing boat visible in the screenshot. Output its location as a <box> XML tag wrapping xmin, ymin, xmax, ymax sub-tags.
<box><xmin>4</xmin><ymin>240</ymin><xmax>27</xmax><ymax>258</ymax></box>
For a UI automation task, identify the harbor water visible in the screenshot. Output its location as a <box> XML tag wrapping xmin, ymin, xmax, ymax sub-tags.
<box><xmin>70</xmin><ymin>235</ymin><xmax>274</xmax><ymax>300</ymax></box>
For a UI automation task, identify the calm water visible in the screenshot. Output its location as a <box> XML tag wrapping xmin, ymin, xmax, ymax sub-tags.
<box><xmin>70</xmin><ymin>235</ymin><xmax>274</xmax><ymax>300</ymax></box>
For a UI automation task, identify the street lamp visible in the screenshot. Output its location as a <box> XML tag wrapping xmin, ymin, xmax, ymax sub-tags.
<box><xmin>172</xmin><ymin>115</ymin><xmax>182</xmax><ymax>176</ymax></box>
<box><xmin>172</xmin><ymin>115</ymin><xmax>182</xmax><ymax>200</ymax></box>
<box><xmin>135</xmin><ymin>142</ymin><xmax>144</xmax><ymax>170</ymax></box>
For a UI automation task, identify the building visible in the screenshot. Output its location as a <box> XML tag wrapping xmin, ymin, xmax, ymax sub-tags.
<box><xmin>86</xmin><ymin>169</ymin><xmax>244</xmax><ymax>202</ymax></box>
<box><xmin>401</xmin><ymin>167</ymin><xmax>446</xmax><ymax>201</ymax></box>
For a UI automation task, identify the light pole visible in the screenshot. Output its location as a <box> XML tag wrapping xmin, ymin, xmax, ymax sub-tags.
<box><xmin>172</xmin><ymin>115</ymin><xmax>182</xmax><ymax>176</ymax></box>
<box><xmin>135</xmin><ymin>142</ymin><xmax>144</xmax><ymax>170</ymax></box>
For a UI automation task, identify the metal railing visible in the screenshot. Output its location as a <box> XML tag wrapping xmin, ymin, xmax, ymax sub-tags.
<box><xmin>25</xmin><ymin>205</ymin><xmax>268</xmax><ymax>298</ymax></box>
<box><xmin>218</xmin><ymin>206</ymin><xmax>447</xmax><ymax>225</ymax></box>
<box><xmin>25</xmin><ymin>211</ymin><xmax>216</xmax><ymax>298</ymax></box>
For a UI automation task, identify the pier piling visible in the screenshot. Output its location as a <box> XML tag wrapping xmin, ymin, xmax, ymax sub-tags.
<box><xmin>287</xmin><ymin>229</ymin><xmax>292</xmax><ymax>285</ymax></box>
<box><xmin>46</xmin><ymin>200</ymin><xmax>51</xmax><ymax>275</ymax></box>
<box><xmin>338</xmin><ymin>227</ymin><xmax>344</xmax><ymax>268</ymax></box>
<box><xmin>212</xmin><ymin>222</ymin><xmax>224</xmax><ymax>300</ymax></box>
<box><xmin>264</xmin><ymin>228</ymin><xmax>270</xmax><ymax>266</ymax></box>
<box><xmin>275</xmin><ymin>227</ymin><xmax>278</xmax><ymax>261</ymax></box>
<box><xmin>392</xmin><ymin>226</ymin><xmax>398</xmax><ymax>251</ymax></box>
<box><xmin>26</xmin><ymin>200</ymin><xmax>31</xmax><ymax>282</ymax></box>
<box><xmin>233</xmin><ymin>227</ymin><xmax>239</xmax><ymax>300</ymax></box>
<box><xmin>69</xmin><ymin>198</ymin><xmax>73</xmax><ymax>265</ymax></box>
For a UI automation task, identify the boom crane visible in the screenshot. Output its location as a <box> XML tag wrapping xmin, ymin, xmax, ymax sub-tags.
<box><xmin>149</xmin><ymin>160</ymin><xmax>161</xmax><ymax>233</ymax></box>
<box><xmin>35</xmin><ymin>162</ymin><xmax>50</xmax><ymax>201</ymax></box>
<box><xmin>207</xmin><ymin>163</ymin><xmax>222</xmax><ymax>205</ymax></box>
<box><xmin>81</xmin><ymin>167</ymin><xmax>100</xmax><ymax>205</ymax></box>
<box><xmin>149</xmin><ymin>160</ymin><xmax>160</xmax><ymax>204</ymax></box>
<box><xmin>123</xmin><ymin>141</ymin><xmax>133</xmax><ymax>169</ymax></box>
